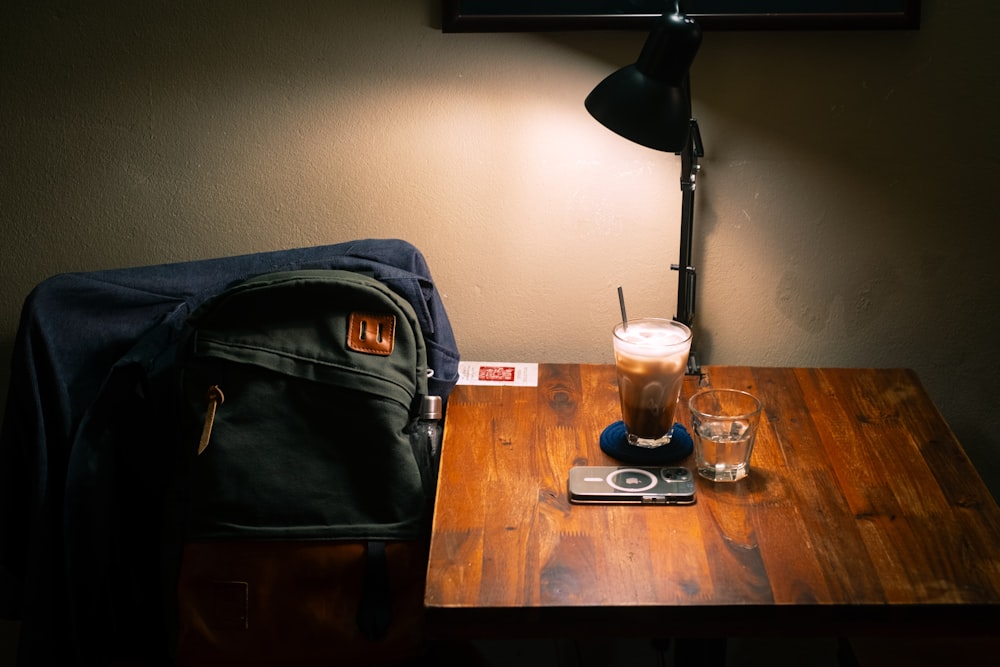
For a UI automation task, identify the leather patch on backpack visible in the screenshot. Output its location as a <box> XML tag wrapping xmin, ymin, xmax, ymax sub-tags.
<box><xmin>347</xmin><ymin>312</ymin><xmax>395</xmax><ymax>356</ymax></box>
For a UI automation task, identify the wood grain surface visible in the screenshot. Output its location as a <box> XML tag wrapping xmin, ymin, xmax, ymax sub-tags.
<box><xmin>424</xmin><ymin>365</ymin><xmax>1000</xmax><ymax>639</ymax></box>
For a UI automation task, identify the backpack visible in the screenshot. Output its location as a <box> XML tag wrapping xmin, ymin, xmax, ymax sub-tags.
<box><xmin>166</xmin><ymin>269</ymin><xmax>439</xmax><ymax>666</ymax></box>
<box><xmin>2</xmin><ymin>239</ymin><xmax>459</xmax><ymax>665</ymax></box>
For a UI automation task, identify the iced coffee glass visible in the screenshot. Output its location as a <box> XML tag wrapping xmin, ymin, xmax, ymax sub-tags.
<box><xmin>612</xmin><ymin>318</ymin><xmax>692</xmax><ymax>448</ymax></box>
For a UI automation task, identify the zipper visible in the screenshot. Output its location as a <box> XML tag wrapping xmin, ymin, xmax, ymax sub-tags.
<box><xmin>197</xmin><ymin>385</ymin><xmax>225</xmax><ymax>455</ymax></box>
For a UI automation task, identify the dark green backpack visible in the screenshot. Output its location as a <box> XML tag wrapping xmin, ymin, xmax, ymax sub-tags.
<box><xmin>169</xmin><ymin>269</ymin><xmax>437</xmax><ymax>665</ymax></box>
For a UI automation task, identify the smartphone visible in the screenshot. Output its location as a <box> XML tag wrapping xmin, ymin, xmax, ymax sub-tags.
<box><xmin>568</xmin><ymin>466</ymin><xmax>696</xmax><ymax>505</ymax></box>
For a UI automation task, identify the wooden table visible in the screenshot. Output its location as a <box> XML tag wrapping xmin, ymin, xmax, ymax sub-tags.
<box><xmin>424</xmin><ymin>364</ymin><xmax>1000</xmax><ymax>639</ymax></box>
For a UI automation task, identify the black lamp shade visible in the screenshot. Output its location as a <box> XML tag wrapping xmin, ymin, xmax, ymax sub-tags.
<box><xmin>585</xmin><ymin>13</ymin><xmax>702</xmax><ymax>153</ymax></box>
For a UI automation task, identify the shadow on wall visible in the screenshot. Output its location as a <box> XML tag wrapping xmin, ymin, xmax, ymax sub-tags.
<box><xmin>2</xmin><ymin>1</ymin><xmax>464</xmax><ymax>267</ymax></box>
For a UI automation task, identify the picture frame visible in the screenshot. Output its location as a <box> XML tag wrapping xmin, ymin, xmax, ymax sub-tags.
<box><xmin>441</xmin><ymin>1</ymin><xmax>921</xmax><ymax>32</ymax></box>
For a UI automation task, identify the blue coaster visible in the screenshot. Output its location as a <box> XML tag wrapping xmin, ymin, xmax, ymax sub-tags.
<box><xmin>599</xmin><ymin>421</ymin><xmax>693</xmax><ymax>464</ymax></box>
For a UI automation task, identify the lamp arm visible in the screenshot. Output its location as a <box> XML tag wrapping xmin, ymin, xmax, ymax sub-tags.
<box><xmin>672</xmin><ymin>118</ymin><xmax>703</xmax><ymax>374</ymax></box>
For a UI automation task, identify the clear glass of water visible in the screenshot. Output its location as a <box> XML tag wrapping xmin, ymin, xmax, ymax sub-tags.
<box><xmin>689</xmin><ymin>389</ymin><xmax>763</xmax><ymax>482</ymax></box>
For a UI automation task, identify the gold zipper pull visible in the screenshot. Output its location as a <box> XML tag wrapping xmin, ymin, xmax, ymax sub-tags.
<box><xmin>197</xmin><ymin>385</ymin><xmax>225</xmax><ymax>456</ymax></box>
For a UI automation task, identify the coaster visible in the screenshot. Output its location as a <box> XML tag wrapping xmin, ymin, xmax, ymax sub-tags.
<box><xmin>599</xmin><ymin>421</ymin><xmax>693</xmax><ymax>464</ymax></box>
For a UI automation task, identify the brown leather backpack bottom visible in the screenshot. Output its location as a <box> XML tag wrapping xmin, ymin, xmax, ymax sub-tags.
<box><xmin>175</xmin><ymin>540</ymin><xmax>429</xmax><ymax>666</ymax></box>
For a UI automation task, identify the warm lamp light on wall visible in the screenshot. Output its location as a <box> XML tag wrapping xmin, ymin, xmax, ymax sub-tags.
<box><xmin>585</xmin><ymin>5</ymin><xmax>704</xmax><ymax>375</ymax></box>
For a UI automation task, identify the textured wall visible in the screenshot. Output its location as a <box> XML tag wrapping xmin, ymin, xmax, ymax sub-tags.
<box><xmin>2</xmin><ymin>0</ymin><xmax>998</xmax><ymax>516</ymax></box>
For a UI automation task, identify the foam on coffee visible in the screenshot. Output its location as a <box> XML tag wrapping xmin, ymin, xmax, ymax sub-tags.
<box><xmin>614</xmin><ymin>320</ymin><xmax>691</xmax><ymax>356</ymax></box>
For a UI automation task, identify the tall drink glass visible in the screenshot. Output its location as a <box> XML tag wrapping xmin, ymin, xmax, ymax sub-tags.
<box><xmin>612</xmin><ymin>318</ymin><xmax>692</xmax><ymax>448</ymax></box>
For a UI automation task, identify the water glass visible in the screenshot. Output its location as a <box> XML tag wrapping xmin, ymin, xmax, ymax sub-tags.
<box><xmin>689</xmin><ymin>389</ymin><xmax>763</xmax><ymax>481</ymax></box>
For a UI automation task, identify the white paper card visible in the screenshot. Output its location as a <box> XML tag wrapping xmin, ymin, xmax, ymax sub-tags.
<box><xmin>457</xmin><ymin>361</ymin><xmax>539</xmax><ymax>387</ymax></box>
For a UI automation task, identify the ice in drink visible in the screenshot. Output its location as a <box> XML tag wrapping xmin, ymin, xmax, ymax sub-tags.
<box><xmin>692</xmin><ymin>421</ymin><xmax>755</xmax><ymax>481</ymax></box>
<box><xmin>612</xmin><ymin>319</ymin><xmax>692</xmax><ymax>448</ymax></box>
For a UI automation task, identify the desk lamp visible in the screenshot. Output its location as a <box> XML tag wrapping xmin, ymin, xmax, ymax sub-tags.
<box><xmin>585</xmin><ymin>5</ymin><xmax>703</xmax><ymax>375</ymax></box>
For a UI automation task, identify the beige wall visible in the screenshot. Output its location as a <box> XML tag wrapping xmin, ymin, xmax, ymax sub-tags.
<box><xmin>2</xmin><ymin>0</ymin><xmax>999</xmax><ymax>511</ymax></box>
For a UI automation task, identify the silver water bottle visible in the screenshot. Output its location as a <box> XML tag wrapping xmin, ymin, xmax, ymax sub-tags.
<box><xmin>419</xmin><ymin>395</ymin><xmax>443</xmax><ymax>458</ymax></box>
<box><xmin>417</xmin><ymin>395</ymin><xmax>443</xmax><ymax>486</ymax></box>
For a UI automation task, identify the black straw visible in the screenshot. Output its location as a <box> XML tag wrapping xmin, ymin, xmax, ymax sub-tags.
<box><xmin>617</xmin><ymin>286</ymin><xmax>628</xmax><ymax>331</ymax></box>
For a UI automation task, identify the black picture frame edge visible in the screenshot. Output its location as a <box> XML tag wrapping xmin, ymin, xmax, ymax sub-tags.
<box><xmin>441</xmin><ymin>1</ymin><xmax>921</xmax><ymax>32</ymax></box>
